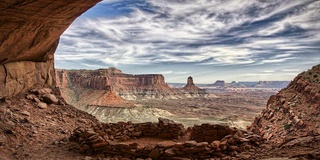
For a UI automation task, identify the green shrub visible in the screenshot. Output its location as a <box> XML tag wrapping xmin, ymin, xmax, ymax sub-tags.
<box><xmin>284</xmin><ymin>123</ymin><xmax>292</xmax><ymax>131</ymax></box>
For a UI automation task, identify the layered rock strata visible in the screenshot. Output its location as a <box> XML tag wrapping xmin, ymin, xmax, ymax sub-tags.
<box><xmin>0</xmin><ymin>0</ymin><xmax>101</xmax><ymax>64</ymax></box>
<box><xmin>0</xmin><ymin>61</ymin><xmax>55</xmax><ymax>97</ymax></box>
<box><xmin>249</xmin><ymin>64</ymin><xmax>320</xmax><ymax>144</ymax></box>
<box><xmin>182</xmin><ymin>76</ymin><xmax>200</xmax><ymax>91</ymax></box>
<box><xmin>181</xmin><ymin>76</ymin><xmax>213</xmax><ymax>98</ymax></box>
<box><xmin>0</xmin><ymin>0</ymin><xmax>101</xmax><ymax>97</ymax></box>
<box><xmin>56</xmin><ymin>68</ymin><xmax>214</xmax><ymax>101</ymax></box>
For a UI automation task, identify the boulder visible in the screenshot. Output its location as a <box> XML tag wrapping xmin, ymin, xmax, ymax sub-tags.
<box><xmin>148</xmin><ymin>149</ymin><xmax>160</xmax><ymax>159</ymax></box>
<box><xmin>20</xmin><ymin>111</ymin><xmax>30</xmax><ymax>116</ymax></box>
<box><xmin>38</xmin><ymin>102</ymin><xmax>48</xmax><ymax>109</ymax></box>
<box><xmin>30</xmin><ymin>88</ymin><xmax>52</xmax><ymax>95</ymax></box>
<box><xmin>42</xmin><ymin>94</ymin><xmax>58</xmax><ymax>104</ymax></box>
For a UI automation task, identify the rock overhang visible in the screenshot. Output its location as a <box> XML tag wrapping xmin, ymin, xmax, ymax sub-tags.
<box><xmin>0</xmin><ymin>0</ymin><xmax>101</xmax><ymax>97</ymax></box>
<box><xmin>0</xmin><ymin>0</ymin><xmax>101</xmax><ymax>64</ymax></box>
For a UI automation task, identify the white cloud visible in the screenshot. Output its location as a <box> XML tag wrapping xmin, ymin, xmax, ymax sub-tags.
<box><xmin>282</xmin><ymin>69</ymin><xmax>300</xmax><ymax>72</ymax></box>
<box><xmin>56</xmin><ymin>0</ymin><xmax>320</xmax><ymax>77</ymax></box>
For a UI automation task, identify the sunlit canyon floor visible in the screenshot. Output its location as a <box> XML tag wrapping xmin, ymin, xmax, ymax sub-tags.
<box><xmin>81</xmin><ymin>90</ymin><xmax>276</xmax><ymax>129</ymax></box>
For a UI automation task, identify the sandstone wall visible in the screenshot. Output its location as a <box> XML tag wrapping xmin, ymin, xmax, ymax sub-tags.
<box><xmin>0</xmin><ymin>0</ymin><xmax>101</xmax><ymax>64</ymax></box>
<box><xmin>55</xmin><ymin>69</ymin><xmax>178</xmax><ymax>100</ymax></box>
<box><xmin>0</xmin><ymin>0</ymin><xmax>101</xmax><ymax>97</ymax></box>
<box><xmin>56</xmin><ymin>69</ymin><xmax>171</xmax><ymax>91</ymax></box>
<box><xmin>190</xmin><ymin>123</ymin><xmax>237</xmax><ymax>143</ymax></box>
<box><xmin>0</xmin><ymin>61</ymin><xmax>55</xmax><ymax>97</ymax></box>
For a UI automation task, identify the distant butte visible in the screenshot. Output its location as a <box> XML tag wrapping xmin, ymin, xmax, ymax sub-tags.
<box><xmin>182</xmin><ymin>76</ymin><xmax>200</xmax><ymax>91</ymax></box>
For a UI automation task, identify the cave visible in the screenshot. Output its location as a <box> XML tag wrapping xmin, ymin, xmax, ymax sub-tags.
<box><xmin>1</xmin><ymin>1</ymin><xmax>319</xmax><ymax>159</ymax></box>
<box><xmin>0</xmin><ymin>0</ymin><xmax>101</xmax><ymax>97</ymax></box>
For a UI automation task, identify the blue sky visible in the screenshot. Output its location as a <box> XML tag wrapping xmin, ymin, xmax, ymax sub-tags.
<box><xmin>55</xmin><ymin>0</ymin><xmax>320</xmax><ymax>83</ymax></box>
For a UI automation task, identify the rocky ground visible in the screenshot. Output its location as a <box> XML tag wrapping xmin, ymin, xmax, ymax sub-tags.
<box><xmin>134</xmin><ymin>91</ymin><xmax>272</xmax><ymax>128</ymax></box>
<box><xmin>1</xmin><ymin>65</ymin><xmax>319</xmax><ymax>159</ymax></box>
<box><xmin>0</xmin><ymin>87</ymin><xmax>319</xmax><ymax>159</ymax></box>
<box><xmin>0</xmin><ymin>88</ymin><xmax>99</xmax><ymax>160</ymax></box>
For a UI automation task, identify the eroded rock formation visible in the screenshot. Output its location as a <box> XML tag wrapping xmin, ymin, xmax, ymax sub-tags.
<box><xmin>182</xmin><ymin>76</ymin><xmax>200</xmax><ymax>91</ymax></box>
<box><xmin>56</xmin><ymin>68</ymin><xmax>214</xmax><ymax>101</ymax></box>
<box><xmin>249</xmin><ymin>64</ymin><xmax>320</xmax><ymax>144</ymax></box>
<box><xmin>0</xmin><ymin>61</ymin><xmax>54</xmax><ymax>97</ymax></box>
<box><xmin>0</xmin><ymin>0</ymin><xmax>101</xmax><ymax>97</ymax></box>
<box><xmin>211</xmin><ymin>80</ymin><xmax>226</xmax><ymax>87</ymax></box>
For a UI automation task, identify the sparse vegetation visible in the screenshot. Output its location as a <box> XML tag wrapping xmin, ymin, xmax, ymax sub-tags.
<box><xmin>284</xmin><ymin>123</ymin><xmax>292</xmax><ymax>131</ymax></box>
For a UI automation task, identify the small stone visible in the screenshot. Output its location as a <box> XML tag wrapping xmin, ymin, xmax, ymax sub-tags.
<box><xmin>148</xmin><ymin>149</ymin><xmax>160</xmax><ymax>159</ymax></box>
<box><xmin>84</xmin><ymin>156</ymin><xmax>93</xmax><ymax>160</ymax></box>
<box><xmin>164</xmin><ymin>148</ymin><xmax>176</xmax><ymax>156</ymax></box>
<box><xmin>38</xmin><ymin>102</ymin><xmax>48</xmax><ymax>109</ymax></box>
<box><xmin>196</xmin><ymin>142</ymin><xmax>209</xmax><ymax>147</ymax></box>
<box><xmin>42</xmin><ymin>94</ymin><xmax>58</xmax><ymax>104</ymax></box>
<box><xmin>0</xmin><ymin>134</ymin><xmax>6</xmax><ymax>146</ymax></box>
<box><xmin>26</xmin><ymin>94</ymin><xmax>37</xmax><ymax>101</ymax></box>
<box><xmin>219</xmin><ymin>140</ymin><xmax>227</xmax><ymax>150</ymax></box>
<box><xmin>185</xmin><ymin>140</ymin><xmax>197</xmax><ymax>146</ymax></box>
<box><xmin>92</xmin><ymin>141</ymin><xmax>108</xmax><ymax>148</ymax></box>
<box><xmin>30</xmin><ymin>88</ymin><xmax>52</xmax><ymax>95</ymax></box>
<box><xmin>20</xmin><ymin>110</ymin><xmax>30</xmax><ymax>116</ymax></box>
<box><xmin>211</xmin><ymin>140</ymin><xmax>220</xmax><ymax>149</ymax></box>
<box><xmin>34</xmin><ymin>98</ymin><xmax>40</xmax><ymax>103</ymax></box>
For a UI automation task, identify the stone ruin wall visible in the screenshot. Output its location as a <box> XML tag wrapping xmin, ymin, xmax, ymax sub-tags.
<box><xmin>71</xmin><ymin>118</ymin><xmax>263</xmax><ymax>159</ymax></box>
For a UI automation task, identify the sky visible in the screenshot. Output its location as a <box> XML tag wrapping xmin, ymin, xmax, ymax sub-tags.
<box><xmin>55</xmin><ymin>0</ymin><xmax>320</xmax><ymax>83</ymax></box>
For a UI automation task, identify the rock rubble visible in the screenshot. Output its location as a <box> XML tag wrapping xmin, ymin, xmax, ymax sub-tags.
<box><xmin>71</xmin><ymin>118</ymin><xmax>264</xmax><ymax>159</ymax></box>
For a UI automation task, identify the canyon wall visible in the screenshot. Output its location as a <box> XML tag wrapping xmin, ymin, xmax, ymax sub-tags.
<box><xmin>0</xmin><ymin>61</ymin><xmax>54</xmax><ymax>97</ymax></box>
<box><xmin>56</xmin><ymin>68</ymin><xmax>179</xmax><ymax>100</ymax></box>
<box><xmin>0</xmin><ymin>0</ymin><xmax>101</xmax><ymax>97</ymax></box>
<box><xmin>56</xmin><ymin>68</ymin><xmax>214</xmax><ymax>102</ymax></box>
<box><xmin>249</xmin><ymin>64</ymin><xmax>320</xmax><ymax>143</ymax></box>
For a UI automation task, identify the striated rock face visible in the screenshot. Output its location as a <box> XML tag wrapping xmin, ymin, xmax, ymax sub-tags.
<box><xmin>0</xmin><ymin>0</ymin><xmax>101</xmax><ymax>97</ymax></box>
<box><xmin>248</xmin><ymin>64</ymin><xmax>320</xmax><ymax>144</ymax></box>
<box><xmin>88</xmin><ymin>90</ymin><xmax>131</xmax><ymax>108</ymax></box>
<box><xmin>0</xmin><ymin>61</ymin><xmax>55</xmax><ymax>97</ymax></box>
<box><xmin>56</xmin><ymin>68</ymin><xmax>179</xmax><ymax>100</ymax></box>
<box><xmin>0</xmin><ymin>0</ymin><xmax>101</xmax><ymax>64</ymax></box>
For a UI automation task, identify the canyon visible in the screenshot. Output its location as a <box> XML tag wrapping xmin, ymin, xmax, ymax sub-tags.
<box><xmin>55</xmin><ymin>68</ymin><xmax>217</xmax><ymax>125</ymax></box>
<box><xmin>56</xmin><ymin>68</ymin><xmax>213</xmax><ymax>101</ymax></box>
<box><xmin>0</xmin><ymin>0</ymin><xmax>319</xmax><ymax>159</ymax></box>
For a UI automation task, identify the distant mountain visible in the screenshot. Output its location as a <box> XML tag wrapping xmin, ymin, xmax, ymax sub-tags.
<box><xmin>237</xmin><ymin>81</ymin><xmax>259</xmax><ymax>87</ymax></box>
<box><xmin>209</xmin><ymin>80</ymin><xmax>226</xmax><ymax>87</ymax></box>
<box><xmin>205</xmin><ymin>81</ymin><xmax>290</xmax><ymax>88</ymax></box>
<box><xmin>252</xmin><ymin>81</ymin><xmax>290</xmax><ymax>88</ymax></box>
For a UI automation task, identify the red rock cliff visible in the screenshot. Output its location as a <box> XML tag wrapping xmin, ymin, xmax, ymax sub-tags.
<box><xmin>0</xmin><ymin>0</ymin><xmax>101</xmax><ymax>64</ymax></box>
<box><xmin>56</xmin><ymin>68</ymin><xmax>177</xmax><ymax>100</ymax></box>
<box><xmin>0</xmin><ymin>0</ymin><xmax>101</xmax><ymax>97</ymax></box>
<box><xmin>56</xmin><ymin>68</ymin><xmax>173</xmax><ymax>92</ymax></box>
<box><xmin>248</xmin><ymin>64</ymin><xmax>320</xmax><ymax>143</ymax></box>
